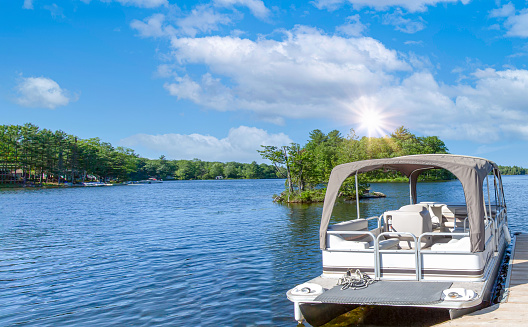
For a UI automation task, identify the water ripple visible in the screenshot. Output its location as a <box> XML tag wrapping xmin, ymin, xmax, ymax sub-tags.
<box><xmin>0</xmin><ymin>178</ymin><xmax>527</xmax><ymax>326</ymax></box>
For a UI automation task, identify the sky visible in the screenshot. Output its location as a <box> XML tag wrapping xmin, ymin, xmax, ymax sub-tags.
<box><xmin>2</xmin><ymin>0</ymin><xmax>528</xmax><ymax>166</ymax></box>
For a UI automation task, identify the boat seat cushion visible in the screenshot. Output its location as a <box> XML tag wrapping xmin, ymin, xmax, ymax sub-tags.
<box><xmin>385</xmin><ymin>205</ymin><xmax>433</xmax><ymax>247</ymax></box>
<box><xmin>377</xmin><ymin>239</ymin><xmax>399</xmax><ymax>250</ymax></box>
<box><xmin>326</xmin><ymin>235</ymin><xmax>399</xmax><ymax>250</ymax></box>
<box><xmin>328</xmin><ymin>219</ymin><xmax>370</xmax><ymax>242</ymax></box>
<box><xmin>430</xmin><ymin>237</ymin><xmax>470</xmax><ymax>252</ymax></box>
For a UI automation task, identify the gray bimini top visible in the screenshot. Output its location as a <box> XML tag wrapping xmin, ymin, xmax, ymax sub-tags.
<box><xmin>320</xmin><ymin>154</ymin><xmax>500</xmax><ymax>253</ymax></box>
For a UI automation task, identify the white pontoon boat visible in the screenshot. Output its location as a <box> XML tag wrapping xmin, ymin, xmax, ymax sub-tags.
<box><xmin>287</xmin><ymin>154</ymin><xmax>510</xmax><ymax>326</ymax></box>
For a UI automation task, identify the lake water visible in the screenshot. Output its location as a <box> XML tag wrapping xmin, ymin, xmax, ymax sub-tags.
<box><xmin>1</xmin><ymin>176</ymin><xmax>527</xmax><ymax>326</ymax></box>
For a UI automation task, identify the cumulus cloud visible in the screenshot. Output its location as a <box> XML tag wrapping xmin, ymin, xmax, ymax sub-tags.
<box><xmin>15</xmin><ymin>76</ymin><xmax>75</xmax><ymax>109</ymax></box>
<box><xmin>132</xmin><ymin>15</ymin><xmax>528</xmax><ymax>144</ymax></box>
<box><xmin>313</xmin><ymin>0</ymin><xmax>469</xmax><ymax>13</ymax></box>
<box><xmin>120</xmin><ymin>126</ymin><xmax>293</xmax><ymax>162</ymax></box>
<box><xmin>364</xmin><ymin>68</ymin><xmax>528</xmax><ymax>142</ymax></box>
<box><xmin>164</xmin><ymin>26</ymin><xmax>410</xmax><ymax>122</ymax></box>
<box><xmin>159</xmin><ymin>24</ymin><xmax>528</xmax><ymax>143</ymax></box>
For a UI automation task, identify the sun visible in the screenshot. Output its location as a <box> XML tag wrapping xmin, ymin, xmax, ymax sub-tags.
<box><xmin>359</xmin><ymin>109</ymin><xmax>386</xmax><ymax>137</ymax></box>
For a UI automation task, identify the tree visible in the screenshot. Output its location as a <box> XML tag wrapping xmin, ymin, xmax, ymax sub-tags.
<box><xmin>258</xmin><ymin>145</ymin><xmax>294</xmax><ymax>193</ymax></box>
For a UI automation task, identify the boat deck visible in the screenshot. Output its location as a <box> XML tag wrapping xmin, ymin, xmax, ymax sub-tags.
<box><xmin>436</xmin><ymin>233</ymin><xmax>528</xmax><ymax>326</ymax></box>
<box><xmin>302</xmin><ymin>275</ymin><xmax>485</xmax><ymax>310</ymax></box>
<box><xmin>316</xmin><ymin>281</ymin><xmax>452</xmax><ymax>305</ymax></box>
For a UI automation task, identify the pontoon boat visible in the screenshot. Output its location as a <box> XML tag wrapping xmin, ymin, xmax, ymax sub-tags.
<box><xmin>287</xmin><ymin>154</ymin><xmax>510</xmax><ymax>326</ymax></box>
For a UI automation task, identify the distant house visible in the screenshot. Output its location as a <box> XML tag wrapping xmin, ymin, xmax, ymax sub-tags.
<box><xmin>215</xmin><ymin>176</ymin><xmax>224</xmax><ymax>180</ymax></box>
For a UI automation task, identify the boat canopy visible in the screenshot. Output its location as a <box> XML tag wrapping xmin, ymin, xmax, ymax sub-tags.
<box><xmin>320</xmin><ymin>154</ymin><xmax>500</xmax><ymax>253</ymax></box>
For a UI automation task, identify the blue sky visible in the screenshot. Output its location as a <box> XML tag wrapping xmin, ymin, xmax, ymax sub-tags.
<box><xmin>2</xmin><ymin>0</ymin><xmax>528</xmax><ymax>165</ymax></box>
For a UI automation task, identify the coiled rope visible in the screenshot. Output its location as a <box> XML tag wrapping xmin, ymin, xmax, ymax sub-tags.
<box><xmin>337</xmin><ymin>269</ymin><xmax>375</xmax><ymax>290</ymax></box>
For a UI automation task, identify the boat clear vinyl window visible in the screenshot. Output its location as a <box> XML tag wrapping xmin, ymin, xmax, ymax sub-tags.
<box><xmin>414</xmin><ymin>169</ymin><xmax>465</xmax><ymax>204</ymax></box>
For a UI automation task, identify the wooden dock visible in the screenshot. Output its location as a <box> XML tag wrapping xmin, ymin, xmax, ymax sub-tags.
<box><xmin>437</xmin><ymin>233</ymin><xmax>528</xmax><ymax>326</ymax></box>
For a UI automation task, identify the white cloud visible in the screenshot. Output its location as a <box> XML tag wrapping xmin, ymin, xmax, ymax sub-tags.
<box><xmin>489</xmin><ymin>3</ymin><xmax>528</xmax><ymax>38</ymax></box>
<box><xmin>404</xmin><ymin>40</ymin><xmax>423</xmax><ymax>46</ymax></box>
<box><xmin>120</xmin><ymin>126</ymin><xmax>293</xmax><ymax>162</ymax></box>
<box><xmin>177</xmin><ymin>5</ymin><xmax>232</xmax><ymax>37</ymax></box>
<box><xmin>15</xmin><ymin>76</ymin><xmax>75</xmax><ymax>109</ymax></box>
<box><xmin>135</xmin><ymin>20</ymin><xmax>528</xmax><ymax>144</ymax></box>
<box><xmin>164</xmin><ymin>26</ymin><xmax>410</xmax><ymax>122</ymax></box>
<box><xmin>371</xmin><ymin>69</ymin><xmax>528</xmax><ymax>142</ymax></box>
<box><xmin>23</xmin><ymin>0</ymin><xmax>33</xmax><ymax>9</ymax></box>
<box><xmin>382</xmin><ymin>9</ymin><xmax>425</xmax><ymax>33</ymax></box>
<box><xmin>164</xmin><ymin>73</ymin><xmax>234</xmax><ymax>110</ymax></box>
<box><xmin>130</xmin><ymin>14</ymin><xmax>172</xmax><ymax>38</ymax></box>
<box><xmin>213</xmin><ymin>0</ymin><xmax>270</xmax><ymax>19</ymax></box>
<box><xmin>131</xmin><ymin>7</ymin><xmax>232</xmax><ymax>38</ymax></box>
<box><xmin>105</xmin><ymin>0</ymin><xmax>168</xmax><ymax>8</ymax></box>
<box><xmin>505</xmin><ymin>10</ymin><xmax>528</xmax><ymax>37</ymax></box>
<box><xmin>489</xmin><ymin>2</ymin><xmax>515</xmax><ymax>18</ymax></box>
<box><xmin>336</xmin><ymin>15</ymin><xmax>366</xmax><ymax>36</ymax></box>
<box><xmin>313</xmin><ymin>0</ymin><xmax>469</xmax><ymax>13</ymax></box>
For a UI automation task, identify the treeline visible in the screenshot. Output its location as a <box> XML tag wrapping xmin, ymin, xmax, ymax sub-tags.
<box><xmin>259</xmin><ymin>127</ymin><xmax>451</xmax><ymax>203</ymax></box>
<box><xmin>498</xmin><ymin>165</ymin><xmax>528</xmax><ymax>175</ymax></box>
<box><xmin>132</xmin><ymin>157</ymin><xmax>278</xmax><ymax>181</ymax></box>
<box><xmin>0</xmin><ymin>124</ymin><xmax>278</xmax><ymax>186</ymax></box>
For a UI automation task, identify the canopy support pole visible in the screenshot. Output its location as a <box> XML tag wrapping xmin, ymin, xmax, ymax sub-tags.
<box><xmin>355</xmin><ymin>172</ymin><xmax>360</xmax><ymax>219</ymax></box>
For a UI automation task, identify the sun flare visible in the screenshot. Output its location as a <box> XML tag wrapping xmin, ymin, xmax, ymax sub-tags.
<box><xmin>359</xmin><ymin>109</ymin><xmax>387</xmax><ymax>137</ymax></box>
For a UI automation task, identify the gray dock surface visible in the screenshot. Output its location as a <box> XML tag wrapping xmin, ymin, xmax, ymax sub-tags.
<box><xmin>437</xmin><ymin>233</ymin><xmax>528</xmax><ymax>326</ymax></box>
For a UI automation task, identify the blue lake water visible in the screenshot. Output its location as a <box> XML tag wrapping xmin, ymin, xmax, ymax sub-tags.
<box><xmin>1</xmin><ymin>176</ymin><xmax>527</xmax><ymax>326</ymax></box>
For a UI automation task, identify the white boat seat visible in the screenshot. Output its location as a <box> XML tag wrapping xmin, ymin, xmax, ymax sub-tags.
<box><xmin>327</xmin><ymin>235</ymin><xmax>399</xmax><ymax>250</ymax></box>
<box><xmin>430</xmin><ymin>237</ymin><xmax>470</xmax><ymax>252</ymax></box>
<box><xmin>384</xmin><ymin>205</ymin><xmax>433</xmax><ymax>248</ymax></box>
<box><xmin>427</xmin><ymin>204</ymin><xmax>445</xmax><ymax>229</ymax></box>
<box><xmin>328</xmin><ymin>219</ymin><xmax>370</xmax><ymax>242</ymax></box>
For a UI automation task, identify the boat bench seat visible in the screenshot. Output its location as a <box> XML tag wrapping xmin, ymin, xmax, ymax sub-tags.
<box><xmin>430</xmin><ymin>237</ymin><xmax>470</xmax><ymax>252</ymax></box>
<box><xmin>327</xmin><ymin>219</ymin><xmax>399</xmax><ymax>250</ymax></box>
<box><xmin>327</xmin><ymin>235</ymin><xmax>399</xmax><ymax>250</ymax></box>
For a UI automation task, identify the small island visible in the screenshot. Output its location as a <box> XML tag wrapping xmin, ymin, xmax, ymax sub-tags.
<box><xmin>259</xmin><ymin>126</ymin><xmax>524</xmax><ymax>204</ymax></box>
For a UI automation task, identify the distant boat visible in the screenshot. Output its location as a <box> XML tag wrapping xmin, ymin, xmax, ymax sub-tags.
<box><xmin>82</xmin><ymin>182</ymin><xmax>106</xmax><ymax>187</ymax></box>
<box><xmin>138</xmin><ymin>178</ymin><xmax>163</xmax><ymax>184</ymax></box>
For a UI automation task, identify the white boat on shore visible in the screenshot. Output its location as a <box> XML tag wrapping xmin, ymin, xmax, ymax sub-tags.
<box><xmin>138</xmin><ymin>178</ymin><xmax>163</xmax><ymax>184</ymax></box>
<box><xmin>82</xmin><ymin>182</ymin><xmax>106</xmax><ymax>187</ymax></box>
<box><xmin>287</xmin><ymin>154</ymin><xmax>510</xmax><ymax>326</ymax></box>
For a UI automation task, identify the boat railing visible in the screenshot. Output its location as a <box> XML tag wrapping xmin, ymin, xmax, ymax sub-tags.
<box><xmin>326</xmin><ymin>215</ymin><xmax>497</xmax><ymax>281</ymax></box>
<box><xmin>376</xmin><ymin>232</ymin><xmax>419</xmax><ymax>280</ymax></box>
<box><xmin>416</xmin><ymin>231</ymin><xmax>470</xmax><ymax>280</ymax></box>
<box><xmin>325</xmin><ymin>230</ymin><xmax>377</xmax><ymax>253</ymax></box>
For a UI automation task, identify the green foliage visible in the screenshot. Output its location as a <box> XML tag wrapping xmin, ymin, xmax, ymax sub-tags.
<box><xmin>0</xmin><ymin>124</ymin><xmax>280</xmax><ymax>185</ymax></box>
<box><xmin>274</xmin><ymin>189</ymin><xmax>327</xmax><ymax>203</ymax></box>
<box><xmin>498</xmin><ymin>165</ymin><xmax>528</xmax><ymax>175</ymax></box>
<box><xmin>259</xmin><ymin>126</ymin><xmax>453</xmax><ymax>203</ymax></box>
